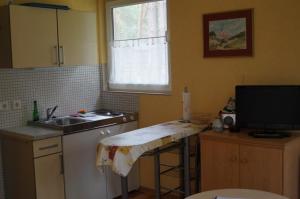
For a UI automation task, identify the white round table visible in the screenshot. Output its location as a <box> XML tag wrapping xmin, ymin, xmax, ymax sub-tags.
<box><xmin>185</xmin><ymin>189</ymin><xmax>289</xmax><ymax>199</ymax></box>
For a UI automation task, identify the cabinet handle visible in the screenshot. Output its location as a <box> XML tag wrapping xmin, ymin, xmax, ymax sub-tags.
<box><xmin>59</xmin><ymin>46</ymin><xmax>64</xmax><ymax>65</ymax></box>
<box><xmin>59</xmin><ymin>154</ymin><xmax>64</xmax><ymax>175</ymax></box>
<box><xmin>165</xmin><ymin>30</ymin><xmax>169</xmax><ymax>43</ymax></box>
<box><xmin>39</xmin><ymin>144</ymin><xmax>58</xmax><ymax>151</ymax></box>
<box><xmin>54</xmin><ymin>46</ymin><xmax>58</xmax><ymax>65</ymax></box>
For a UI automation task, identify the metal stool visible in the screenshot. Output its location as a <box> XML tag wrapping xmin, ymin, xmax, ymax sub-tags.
<box><xmin>121</xmin><ymin>135</ymin><xmax>200</xmax><ymax>199</ymax></box>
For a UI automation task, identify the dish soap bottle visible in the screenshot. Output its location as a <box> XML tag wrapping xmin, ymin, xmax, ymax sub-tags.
<box><xmin>32</xmin><ymin>100</ymin><xmax>39</xmax><ymax>121</ymax></box>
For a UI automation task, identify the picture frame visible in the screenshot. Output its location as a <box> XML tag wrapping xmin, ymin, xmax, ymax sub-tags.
<box><xmin>203</xmin><ymin>9</ymin><xmax>253</xmax><ymax>57</ymax></box>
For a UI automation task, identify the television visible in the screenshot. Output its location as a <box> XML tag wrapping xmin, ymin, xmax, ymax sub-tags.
<box><xmin>235</xmin><ymin>85</ymin><xmax>300</xmax><ymax>138</ymax></box>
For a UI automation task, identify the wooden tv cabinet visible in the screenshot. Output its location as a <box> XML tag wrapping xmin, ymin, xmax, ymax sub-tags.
<box><xmin>200</xmin><ymin>130</ymin><xmax>300</xmax><ymax>199</ymax></box>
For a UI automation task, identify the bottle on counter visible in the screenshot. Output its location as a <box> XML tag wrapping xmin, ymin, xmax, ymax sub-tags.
<box><xmin>32</xmin><ymin>100</ymin><xmax>39</xmax><ymax>121</ymax></box>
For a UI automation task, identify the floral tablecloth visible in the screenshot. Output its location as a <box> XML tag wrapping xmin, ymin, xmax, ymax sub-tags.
<box><xmin>96</xmin><ymin>120</ymin><xmax>205</xmax><ymax>177</ymax></box>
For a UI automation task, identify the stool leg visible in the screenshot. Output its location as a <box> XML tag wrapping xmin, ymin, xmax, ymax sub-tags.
<box><xmin>195</xmin><ymin>140</ymin><xmax>200</xmax><ymax>193</ymax></box>
<box><xmin>121</xmin><ymin>176</ymin><xmax>129</xmax><ymax>199</ymax></box>
<box><xmin>183</xmin><ymin>137</ymin><xmax>191</xmax><ymax>197</ymax></box>
<box><xmin>154</xmin><ymin>149</ymin><xmax>161</xmax><ymax>199</ymax></box>
<box><xmin>180</xmin><ymin>140</ymin><xmax>185</xmax><ymax>196</ymax></box>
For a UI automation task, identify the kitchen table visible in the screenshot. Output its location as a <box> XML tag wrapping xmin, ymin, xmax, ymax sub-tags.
<box><xmin>96</xmin><ymin>120</ymin><xmax>206</xmax><ymax>199</ymax></box>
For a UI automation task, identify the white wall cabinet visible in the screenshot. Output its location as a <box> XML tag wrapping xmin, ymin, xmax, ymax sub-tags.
<box><xmin>9</xmin><ymin>5</ymin><xmax>58</xmax><ymax>68</ymax></box>
<box><xmin>0</xmin><ymin>5</ymin><xmax>98</xmax><ymax>68</ymax></box>
<box><xmin>57</xmin><ymin>10</ymin><xmax>99</xmax><ymax>66</ymax></box>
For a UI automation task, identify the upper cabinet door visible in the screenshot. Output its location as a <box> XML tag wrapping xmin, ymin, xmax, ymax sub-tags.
<box><xmin>57</xmin><ymin>10</ymin><xmax>99</xmax><ymax>66</ymax></box>
<box><xmin>10</xmin><ymin>5</ymin><xmax>59</xmax><ymax>68</ymax></box>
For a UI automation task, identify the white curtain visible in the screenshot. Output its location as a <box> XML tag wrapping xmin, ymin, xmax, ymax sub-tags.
<box><xmin>107</xmin><ymin>0</ymin><xmax>170</xmax><ymax>93</ymax></box>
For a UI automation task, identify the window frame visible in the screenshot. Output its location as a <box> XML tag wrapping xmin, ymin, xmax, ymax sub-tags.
<box><xmin>104</xmin><ymin>0</ymin><xmax>172</xmax><ymax>95</ymax></box>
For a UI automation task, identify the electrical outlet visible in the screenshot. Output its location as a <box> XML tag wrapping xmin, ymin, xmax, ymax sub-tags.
<box><xmin>12</xmin><ymin>100</ymin><xmax>22</xmax><ymax>110</ymax></box>
<box><xmin>0</xmin><ymin>101</ymin><xmax>10</xmax><ymax>111</ymax></box>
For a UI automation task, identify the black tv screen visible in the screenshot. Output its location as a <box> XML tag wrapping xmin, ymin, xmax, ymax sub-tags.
<box><xmin>236</xmin><ymin>85</ymin><xmax>300</xmax><ymax>130</ymax></box>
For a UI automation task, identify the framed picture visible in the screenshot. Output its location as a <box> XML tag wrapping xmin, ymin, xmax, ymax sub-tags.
<box><xmin>203</xmin><ymin>9</ymin><xmax>253</xmax><ymax>57</ymax></box>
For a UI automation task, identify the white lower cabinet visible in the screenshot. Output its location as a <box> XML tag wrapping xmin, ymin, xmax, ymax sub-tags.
<box><xmin>63</xmin><ymin>121</ymin><xmax>140</xmax><ymax>199</ymax></box>
<box><xmin>2</xmin><ymin>122</ymin><xmax>139</xmax><ymax>199</ymax></box>
<box><xmin>35</xmin><ymin>153</ymin><xmax>65</xmax><ymax>199</ymax></box>
<box><xmin>2</xmin><ymin>136</ymin><xmax>65</xmax><ymax>199</ymax></box>
<box><xmin>63</xmin><ymin>128</ymin><xmax>108</xmax><ymax>199</ymax></box>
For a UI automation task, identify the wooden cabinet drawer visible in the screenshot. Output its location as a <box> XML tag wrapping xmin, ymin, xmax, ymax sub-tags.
<box><xmin>33</xmin><ymin>137</ymin><xmax>62</xmax><ymax>158</ymax></box>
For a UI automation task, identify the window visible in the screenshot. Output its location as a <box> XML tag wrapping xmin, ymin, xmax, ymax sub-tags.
<box><xmin>106</xmin><ymin>0</ymin><xmax>170</xmax><ymax>93</ymax></box>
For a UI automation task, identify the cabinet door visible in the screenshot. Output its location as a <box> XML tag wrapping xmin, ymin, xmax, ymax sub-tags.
<box><xmin>239</xmin><ymin>145</ymin><xmax>283</xmax><ymax>194</ymax></box>
<box><xmin>201</xmin><ymin>140</ymin><xmax>239</xmax><ymax>191</ymax></box>
<box><xmin>57</xmin><ymin>10</ymin><xmax>99</xmax><ymax>66</ymax></box>
<box><xmin>63</xmin><ymin>129</ymin><xmax>108</xmax><ymax>199</ymax></box>
<box><xmin>10</xmin><ymin>5</ymin><xmax>59</xmax><ymax>68</ymax></box>
<box><xmin>34</xmin><ymin>153</ymin><xmax>65</xmax><ymax>199</ymax></box>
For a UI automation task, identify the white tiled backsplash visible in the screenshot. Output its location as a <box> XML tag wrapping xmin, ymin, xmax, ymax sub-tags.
<box><xmin>0</xmin><ymin>65</ymin><xmax>139</xmax><ymax>199</ymax></box>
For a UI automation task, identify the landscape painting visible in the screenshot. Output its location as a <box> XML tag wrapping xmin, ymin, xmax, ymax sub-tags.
<box><xmin>209</xmin><ymin>18</ymin><xmax>246</xmax><ymax>50</ymax></box>
<box><xmin>203</xmin><ymin>9</ymin><xmax>253</xmax><ymax>57</ymax></box>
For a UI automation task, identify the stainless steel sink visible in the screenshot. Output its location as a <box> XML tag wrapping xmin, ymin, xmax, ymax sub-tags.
<box><xmin>27</xmin><ymin>110</ymin><xmax>136</xmax><ymax>134</ymax></box>
<box><xmin>44</xmin><ymin>117</ymin><xmax>88</xmax><ymax>126</ymax></box>
<box><xmin>29</xmin><ymin>116</ymin><xmax>91</xmax><ymax>129</ymax></box>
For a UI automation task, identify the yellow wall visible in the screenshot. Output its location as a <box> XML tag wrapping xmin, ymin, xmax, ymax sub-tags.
<box><xmin>97</xmin><ymin>0</ymin><xmax>107</xmax><ymax>64</ymax></box>
<box><xmin>2</xmin><ymin>0</ymin><xmax>300</xmax><ymax>190</ymax></box>
<box><xmin>139</xmin><ymin>0</ymin><xmax>300</xmax><ymax>188</ymax></box>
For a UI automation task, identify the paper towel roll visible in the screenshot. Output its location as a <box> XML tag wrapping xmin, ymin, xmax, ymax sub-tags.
<box><xmin>182</xmin><ymin>87</ymin><xmax>191</xmax><ymax>121</ymax></box>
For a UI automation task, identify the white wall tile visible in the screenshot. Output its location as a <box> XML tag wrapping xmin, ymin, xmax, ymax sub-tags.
<box><xmin>0</xmin><ymin>64</ymin><xmax>139</xmax><ymax>199</ymax></box>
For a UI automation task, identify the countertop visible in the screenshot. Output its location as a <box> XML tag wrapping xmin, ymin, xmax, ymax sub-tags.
<box><xmin>0</xmin><ymin>126</ymin><xmax>63</xmax><ymax>141</ymax></box>
<box><xmin>0</xmin><ymin>110</ymin><xmax>138</xmax><ymax>141</ymax></box>
<box><xmin>200</xmin><ymin>130</ymin><xmax>300</xmax><ymax>149</ymax></box>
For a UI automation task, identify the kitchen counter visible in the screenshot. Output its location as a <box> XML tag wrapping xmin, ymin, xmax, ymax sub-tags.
<box><xmin>0</xmin><ymin>126</ymin><xmax>63</xmax><ymax>141</ymax></box>
<box><xmin>0</xmin><ymin>110</ymin><xmax>138</xmax><ymax>141</ymax></box>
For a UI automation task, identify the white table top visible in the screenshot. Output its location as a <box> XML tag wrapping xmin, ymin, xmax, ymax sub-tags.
<box><xmin>186</xmin><ymin>189</ymin><xmax>288</xmax><ymax>199</ymax></box>
<box><xmin>96</xmin><ymin>120</ymin><xmax>205</xmax><ymax>176</ymax></box>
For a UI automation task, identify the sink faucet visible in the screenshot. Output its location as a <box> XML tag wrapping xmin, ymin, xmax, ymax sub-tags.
<box><xmin>46</xmin><ymin>105</ymin><xmax>58</xmax><ymax>121</ymax></box>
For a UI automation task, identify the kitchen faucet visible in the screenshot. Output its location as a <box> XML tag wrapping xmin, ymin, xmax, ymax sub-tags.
<box><xmin>46</xmin><ymin>105</ymin><xmax>58</xmax><ymax>121</ymax></box>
